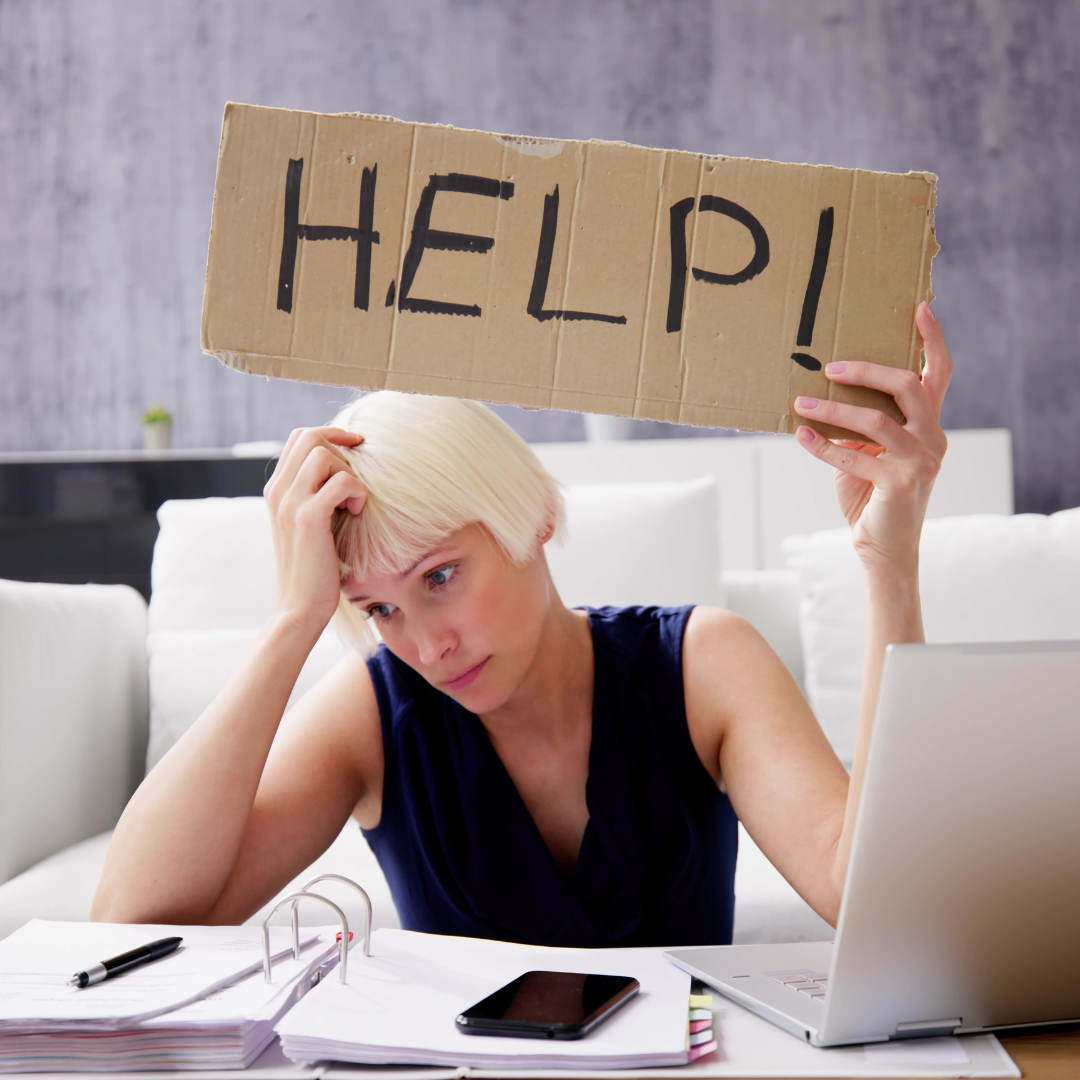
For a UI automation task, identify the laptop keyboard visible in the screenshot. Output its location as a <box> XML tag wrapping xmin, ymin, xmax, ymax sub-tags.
<box><xmin>767</xmin><ymin>970</ymin><xmax>829</xmax><ymax>1001</ymax></box>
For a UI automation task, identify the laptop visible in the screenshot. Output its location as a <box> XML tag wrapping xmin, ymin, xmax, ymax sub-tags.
<box><xmin>666</xmin><ymin>640</ymin><xmax>1080</xmax><ymax>1047</ymax></box>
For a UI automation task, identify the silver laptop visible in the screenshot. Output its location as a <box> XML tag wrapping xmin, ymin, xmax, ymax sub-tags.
<box><xmin>666</xmin><ymin>640</ymin><xmax>1080</xmax><ymax>1047</ymax></box>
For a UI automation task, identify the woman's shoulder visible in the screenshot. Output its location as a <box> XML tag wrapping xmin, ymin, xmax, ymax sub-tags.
<box><xmin>587</xmin><ymin>603</ymin><xmax>694</xmax><ymax>635</ymax></box>
<box><xmin>587</xmin><ymin>604</ymin><xmax>758</xmax><ymax>678</ymax></box>
<box><xmin>681</xmin><ymin>604</ymin><xmax>763</xmax><ymax>649</ymax></box>
<box><xmin>584</xmin><ymin>604</ymin><xmax>699</xmax><ymax>674</ymax></box>
<box><xmin>365</xmin><ymin>642</ymin><xmax>432</xmax><ymax>702</ymax></box>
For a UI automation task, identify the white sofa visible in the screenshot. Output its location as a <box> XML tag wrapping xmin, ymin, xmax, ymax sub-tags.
<box><xmin>3</xmin><ymin>428</ymin><xmax>1053</xmax><ymax>949</ymax></box>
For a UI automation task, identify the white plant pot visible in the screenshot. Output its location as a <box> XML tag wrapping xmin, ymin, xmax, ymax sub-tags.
<box><xmin>142</xmin><ymin>421</ymin><xmax>172</xmax><ymax>451</ymax></box>
<box><xmin>583</xmin><ymin>413</ymin><xmax>636</xmax><ymax>442</ymax></box>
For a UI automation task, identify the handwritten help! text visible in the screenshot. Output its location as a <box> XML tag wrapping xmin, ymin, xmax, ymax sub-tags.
<box><xmin>274</xmin><ymin>159</ymin><xmax>835</xmax><ymax>373</ymax></box>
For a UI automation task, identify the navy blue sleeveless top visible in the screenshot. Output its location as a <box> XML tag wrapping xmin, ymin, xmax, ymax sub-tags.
<box><xmin>362</xmin><ymin>605</ymin><xmax>737</xmax><ymax>948</ymax></box>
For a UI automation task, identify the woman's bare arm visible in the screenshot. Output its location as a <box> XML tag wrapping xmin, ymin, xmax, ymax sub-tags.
<box><xmin>686</xmin><ymin>302</ymin><xmax>952</xmax><ymax>925</ymax></box>
<box><xmin>806</xmin><ymin>302</ymin><xmax>952</xmax><ymax>899</ymax></box>
<box><xmin>206</xmin><ymin>649</ymin><xmax>383</xmax><ymax>925</ymax></box>
<box><xmin>91</xmin><ymin>427</ymin><xmax>373</xmax><ymax>924</ymax></box>
<box><xmin>684</xmin><ymin>607</ymin><xmax>852</xmax><ymax>923</ymax></box>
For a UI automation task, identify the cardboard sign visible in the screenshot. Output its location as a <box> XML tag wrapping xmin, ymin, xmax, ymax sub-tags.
<box><xmin>201</xmin><ymin>104</ymin><xmax>938</xmax><ymax>434</ymax></box>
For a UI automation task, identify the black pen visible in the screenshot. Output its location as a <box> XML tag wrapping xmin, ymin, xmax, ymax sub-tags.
<box><xmin>68</xmin><ymin>937</ymin><xmax>183</xmax><ymax>988</ymax></box>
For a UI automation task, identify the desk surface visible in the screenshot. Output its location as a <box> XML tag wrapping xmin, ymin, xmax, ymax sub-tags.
<box><xmin>322</xmin><ymin>1030</ymin><xmax>1080</xmax><ymax>1078</ymax></box>
<box><xmin>802</xmin><ymin>1031</ymin><xmax>1080</xmax><ymax>1080</ymax></box>
<box><xmin>997</xmin><ymin>1030</ymin><xmax>1080</xmax><ymax>1079</ymax></box>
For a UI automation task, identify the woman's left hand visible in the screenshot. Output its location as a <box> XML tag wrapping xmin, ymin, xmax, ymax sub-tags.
<box><xmin>792</xmin><ymin>302</ymin><xmax>953</xmax><ymax>575</ymax></box>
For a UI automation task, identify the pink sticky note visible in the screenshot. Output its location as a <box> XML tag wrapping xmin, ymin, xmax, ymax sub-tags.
<box><xmin>688</xmin><ymin>1039</ymin><xmax>718</xmax><ymax>1062</ymax></box>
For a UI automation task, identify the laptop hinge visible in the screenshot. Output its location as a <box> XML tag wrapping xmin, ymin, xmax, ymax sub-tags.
<box><xmin>895</xmin><ymin>1018</ymin><xmax>962</xmax><ymax>1038</ymax></box>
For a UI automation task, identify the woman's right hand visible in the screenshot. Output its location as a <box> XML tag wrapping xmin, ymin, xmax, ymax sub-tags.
<box><xmin>263</xmin><ymin>427</ymin><xmax>368</xmax><ymax>634</ymax></box>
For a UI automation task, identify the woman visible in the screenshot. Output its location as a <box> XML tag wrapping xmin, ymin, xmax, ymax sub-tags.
<box><xmin>92</xmin><ymin>303</ymin><xmax>951</xmax><ymax>947</ymax></box>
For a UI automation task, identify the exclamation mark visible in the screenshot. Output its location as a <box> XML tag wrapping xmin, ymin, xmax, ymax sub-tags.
<box><xmin>791</xmin><ymin>207</ymin><xmax>834</xmax><ymax>371</ymax></box>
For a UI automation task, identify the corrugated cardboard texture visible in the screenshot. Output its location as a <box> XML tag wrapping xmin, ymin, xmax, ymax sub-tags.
<box><xmin>202</xmin><ymin>103</ymin><xmax>938</xmax><ymax>435</ymax></box>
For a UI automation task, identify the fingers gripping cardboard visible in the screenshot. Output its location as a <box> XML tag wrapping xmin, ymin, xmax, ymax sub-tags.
<box><xmin>201</xmin><ymin>104</ymin><xmax>938</xmax><ymax>435</ymax></box>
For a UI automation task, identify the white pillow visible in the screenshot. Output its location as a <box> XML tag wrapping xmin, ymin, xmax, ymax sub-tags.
<box><xmin>547</xmin><ymin>477</ymin><xmax>721</xmax><ymax>609</ymax></box>
<box><xmin>0</xmin><ymin>825</ymin><xmax>401</xmax><ymax>942</ymax></box>
<box><xmin>151</xmin><ymin>479</ymin><xmax>722</xmax><ymax>634</ymax></box>
<box><xmin>784</xmin><ymin>509</ymin><xmax>1080</xmax><ymax>763</ymax></box>
<box><xmin>146</xmin><ymin>628</ymin><xmax>347</xmax><ymax>771</ymax></box>
<box><xmin>147</xmin><ymin>477</ymin><xmax>721</xmax><ymax>767</ymax></box>
<box><xmin>150</xmin><ymin>498</ymin><xmax>275</xmax><ymax>632</ymax></box>
<box><xmin>721</xmin><ymin>570</ymin><xmax>803</xmax><ymax>689</ymax></box>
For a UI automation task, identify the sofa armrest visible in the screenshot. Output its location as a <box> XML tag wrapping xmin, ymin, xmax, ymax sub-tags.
<box><xmin>0</xmin><ymin>581</ymin><xmax>148</xmax><ymax>884</ymax></box>
<box><xmin>0</xmin><ymin>831</ymin><xmax>113</xmax><ymax>941</ymax></box>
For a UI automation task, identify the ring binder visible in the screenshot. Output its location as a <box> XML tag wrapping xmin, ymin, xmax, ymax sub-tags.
<box><xmin>262</xmin><ymin>893</ymin><xmax>349</xmax><ymax>984</ymax></box>
<box><xmin>262</xmin><ymin>875</ymin><xmax>375</xmax><ymax>984</ymax></box>
<box><xmin>295</xmin><ymin>873</ymin><xmax>373</xmax><ymax>958</ymax></box>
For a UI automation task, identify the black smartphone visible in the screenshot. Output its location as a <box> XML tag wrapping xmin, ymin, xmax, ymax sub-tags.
<box><xmin>455</xmin><ymin>971</ymin><xmax>640</xmax><ymax>1040</ymax></box>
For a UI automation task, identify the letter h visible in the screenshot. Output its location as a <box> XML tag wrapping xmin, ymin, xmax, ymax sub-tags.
<box><xmin>276</xmin><ymin>158</ymin><xmax>379</xmax><ymax>313</ymax></box>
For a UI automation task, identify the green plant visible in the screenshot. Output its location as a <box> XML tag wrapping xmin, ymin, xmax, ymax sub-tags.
<box><xmin>142</xmin><ymin>405</ymin><xmax>172</xmax><ymax>425</ymax></box>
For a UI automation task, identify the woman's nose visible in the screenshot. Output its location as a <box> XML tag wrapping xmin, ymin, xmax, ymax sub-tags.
<box><xmin>415</xmin><ymin>623</ymin><xmax>456</xmax><ymax>666</ymax></box>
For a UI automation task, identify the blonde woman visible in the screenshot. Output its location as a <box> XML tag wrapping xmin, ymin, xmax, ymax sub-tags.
<box><xmin>93</xmin><ymin>303</ymin><xmax>951</xmax><ymax>947</ymax></box>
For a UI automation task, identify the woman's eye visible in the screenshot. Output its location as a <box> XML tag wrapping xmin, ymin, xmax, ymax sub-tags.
<box><xmin>364</xmin><ymin>602</ymin><xmax>397</xmax><ymax>621</ymax></box>
<box><xmin>426</xmin><ymin>564</ymin><xmax>457</xmax><ymax>588</ymax></box>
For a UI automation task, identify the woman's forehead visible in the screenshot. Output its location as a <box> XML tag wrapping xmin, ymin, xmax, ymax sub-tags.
<box><xmin>341</xmin><ymin>524</ymin><xmax>490</xmax><ymax>598</ymax></box>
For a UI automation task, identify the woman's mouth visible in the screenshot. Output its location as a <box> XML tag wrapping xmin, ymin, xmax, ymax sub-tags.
<box><xmin>444</xmin><ymin>657</ymin><xmax>490</xmax><ymax>692</ymax></box>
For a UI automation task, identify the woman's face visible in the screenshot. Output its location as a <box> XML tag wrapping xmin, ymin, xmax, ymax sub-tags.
<box><xmin>340</xmin><ymin>523</ymin><xmax>551</xmax><ymax>714</ymax></box>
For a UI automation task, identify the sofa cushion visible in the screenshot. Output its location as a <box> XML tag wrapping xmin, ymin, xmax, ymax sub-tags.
<box><xmin>548</xmin><ymin>477</ymin><xmax>721</xmax><ymax>608</ymax></box>
<box><xmin>139</xmin><ymin>481</ymin><xmax>724</xmax><ymax>938</ymax></box>
<box><xmin>720</xmin><ymin>570</ymin><xmax>804</xmax><ymax>688</ymax></box>
<box><xmin>147</xmin><ymin>628</ymin><xmax>348</xmax><ymax>771</ymax></box>
<box><xmin>0</xmin><ymin>832</ymin><xmax>112</xmax><ymax>941</ymax></box>
<box><xmin>147</xmin><ymin>480</ymin><xmax>723</xmax><ymax>767</ymax></box>
<box><xmin>0</xmin><ymin>581</ymin><xmax>148</xmax><ymax>885</ymax></box>
<box><xmin>732</xmin><ymin>825</ymin><xmax>833</xmax><ymax>944</ymax></box>
<box><xmin>784</xmin><ymin>508</ymin><xmax>1080</xmax><ymax>763</ymax></box>
<box><xmin>0</xmin><ymin>825</ymin><xmax>400</xmax><ymax>944</ymax></box>
<box><xmin>151</xmin><ymin>498</ymin><xmax>276</xmax><ymax>632</ymax></box>
<box><xmin>150</xmin><ymin>479</ymin><xmax>722</xmax><ymax>634</ymax></box>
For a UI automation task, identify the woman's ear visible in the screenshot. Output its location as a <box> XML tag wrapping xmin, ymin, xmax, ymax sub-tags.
<box><xmin>537</xmin><ymin>521</ymin><xmax>555</xmax><ymax>545</ymax></box>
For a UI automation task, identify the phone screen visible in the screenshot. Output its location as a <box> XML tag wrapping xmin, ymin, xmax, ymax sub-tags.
<box><xmin>456</xmin><ymin>971</ymin><xmax>640</xmax><ymax>1040</ymax></box>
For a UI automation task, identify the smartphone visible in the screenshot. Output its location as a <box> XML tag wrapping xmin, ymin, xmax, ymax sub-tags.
<box><xmin>455</xmin><ymin>971</ymin><xmax>640</xmax><ymax>1040</ymax></box>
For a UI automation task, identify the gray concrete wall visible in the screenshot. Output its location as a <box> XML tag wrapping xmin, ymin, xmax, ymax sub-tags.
<box><xmin>1</xmin><ymin>0</ymin><xmax>1077</xmax><ymax>512</ymax></box>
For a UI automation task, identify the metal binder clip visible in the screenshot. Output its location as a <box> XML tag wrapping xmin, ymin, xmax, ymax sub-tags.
<box><xmin>294</xmin><ymin>874</ymin><xmax>373</xmax><ymax>958</ymax></box>
<box><xmin>262</xmin><ymin>893</ymin><xmax>349</xmax><ymax>984</ymax></box>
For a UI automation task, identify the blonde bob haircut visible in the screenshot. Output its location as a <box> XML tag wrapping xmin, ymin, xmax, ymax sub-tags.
<box><xmin>329</xmin><ymin>392</ymin><xmax>565</xmax><ymax>646</ymax></box>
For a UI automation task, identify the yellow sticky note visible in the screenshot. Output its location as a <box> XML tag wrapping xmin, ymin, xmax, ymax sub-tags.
<box><xmin>689</xmin><ymin>993</ymin><xmax>713</xmax><ymax>1009</ymax></box>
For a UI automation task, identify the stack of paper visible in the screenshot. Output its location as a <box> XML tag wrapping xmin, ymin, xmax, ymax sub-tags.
<box><xmin>276</xmin><ymin>928</ymin><xmax>693</xmax><ymax>1070</ymax></box>
<box><xmin>313</xmin><ymin>991</ymin><xmax>1021</xmax><ymax>1080</ymax></box>
<box><xmin>0</xmin><ymin>920</ymin><xmax>338</xmax><ymax>1072</ymax></box>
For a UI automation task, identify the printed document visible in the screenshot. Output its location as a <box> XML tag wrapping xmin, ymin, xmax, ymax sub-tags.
<box><xmin>276</xmin><ymin>928</ymin><xmax>691</xmax><ymax>1069</ymax></box>
<box><xmin>0</xmin><ymin>920</ymin><xmax>320</xmax><ymax>1031</ymax></box>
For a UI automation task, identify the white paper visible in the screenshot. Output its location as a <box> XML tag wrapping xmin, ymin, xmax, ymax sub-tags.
<box><xmin>0</xmin><ymin>1036</ymin><xmax>317</xmax><ymax>1080</ymax></box>
<box><xmin>865</xmin><ymin>1036</ymin><xmax>970</xmax><ymax>1066</ymax></box>
<box><xmin>319</xmin><ymin>998</ymin><xmax>1019</xmax><ymax>1079</ymax></box>
<box><xmin>0</xmin><ymin>920</ymin><xmax>321</xmax><ymax>1031</ymax></box>
<box><xmin>0</xmin><ymin>934</ymin><xmax>340</xmax><ymax>1072</ymax></box>
<box><xmin>276</xmin><ymin>928</ymin><xmax>691</xmax><ymax>1069</ymax></box>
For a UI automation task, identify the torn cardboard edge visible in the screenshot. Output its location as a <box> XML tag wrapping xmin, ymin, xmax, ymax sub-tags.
<box><xmin>202</xmin><ymin>104</ymin><xmax>939</xmax><ymax>439</ymax></box>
